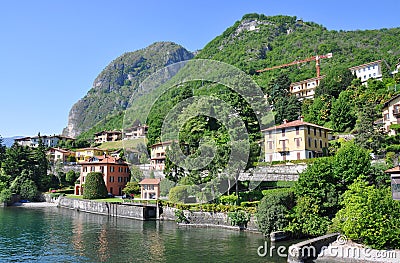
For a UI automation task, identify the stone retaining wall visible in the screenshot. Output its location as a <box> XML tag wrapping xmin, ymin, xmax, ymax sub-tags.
<box><xmin>287</xmin><ymin>233</ymin><xmax>339</xmax><ymax>263</ymax></box>
<box><xmin>160</xmin><ymin>206</ymin><xmax>259</xmax><ymax>232</ymax></box>
<box><xmin>53</xmin><ymin>197</ymin><xmax>146</xmax><ymax>220</ymax></box>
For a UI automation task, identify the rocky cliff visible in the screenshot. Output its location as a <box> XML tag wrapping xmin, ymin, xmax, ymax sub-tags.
<box><xmin>63</xmin><ymin>42</ymin><xmax>193</xmax><ymax>137</ymax></box>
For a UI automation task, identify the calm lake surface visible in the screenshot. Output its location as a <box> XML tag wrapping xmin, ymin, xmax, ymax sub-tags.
<box><xmin>0</xmin><ymin>206</ymin><xmax>295</xmax><ymax>263</ymax></box>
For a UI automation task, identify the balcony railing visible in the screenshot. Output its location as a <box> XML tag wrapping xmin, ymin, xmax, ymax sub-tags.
<box><xmin>277</xmin><ymin>147</ymin><xmax>290</xmax><ymax>152</ymax></box>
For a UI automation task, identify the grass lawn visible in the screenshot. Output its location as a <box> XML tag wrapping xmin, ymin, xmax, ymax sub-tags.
<box><xmin>98</xmin><ymin>138</ymin><xmax>147</xmax><ymax>150</ymax></box>
<box><xmin>64</xmin><ymin>194</ymin><xmax>123</xmax><ymax>203</ymax></box>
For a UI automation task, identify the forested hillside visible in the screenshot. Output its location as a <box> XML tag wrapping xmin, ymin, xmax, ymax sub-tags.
<box><xmin>70</xmin><ymin>14</ymin><xmax>400</xmax><ymax>144</ymax></box>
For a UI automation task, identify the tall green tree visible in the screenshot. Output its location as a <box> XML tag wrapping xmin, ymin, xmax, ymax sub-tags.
<box><xmin>354</xmin><ymin>101</ymin><xmax>384</xmax><ymax>153</ymax></box>
<box><xmin>330</xmin><ymin>90</ymin><xmax>356</xmax><ymax>132</ymax></box>
<box><xmin>274</xmin><ymin>95</ymin><xmax>302</xmax><ymax>125</ymax></box>
<box><xmin>33</xmin><ymin>134</ymin><xmax>49</xmax><ymax>191</ymax></box>
<box><xmin>315</xmin><ymin>67</ymin><xmax>355</xmax><ymax>98</ymax></box>
<box><xmin>0</xmin><ymin>136</ymin><xmax>5</xmax><ymax>164</ymax></box>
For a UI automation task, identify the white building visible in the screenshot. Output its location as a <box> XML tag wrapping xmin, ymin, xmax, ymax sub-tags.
<box><xmin>349</xmin><ymin>60</ymin><xmax>382</xmax><ymax>84</ymax></box>
<box><xmin>382</xmin><ymin>94</ymin><xmax>400</xmax><ymax>136</ymax></box>
<box><xmin>15</xmin><ymin>135</ymin><xmax>74</xmax><ymax>148</ymax></box>
<box><xmin>290</xmin><ymin>75</ymin><xmax>325</xmax><ymax>100</ymax></box>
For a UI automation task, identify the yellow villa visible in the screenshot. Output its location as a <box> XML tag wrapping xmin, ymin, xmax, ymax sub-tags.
<box><xmin>75</xmin><ymin>148</ymin><xmax>108</xmax><ymax>163</ymax></box>
<box><xmin>262</xmin><ymin>117</ymin><xmax>332</xmax><ymax>162</ymax></box>
<box><xmin>150</xmin><ymin>141</ymin><xmax>173</xmax><ymax>170</ymax></box>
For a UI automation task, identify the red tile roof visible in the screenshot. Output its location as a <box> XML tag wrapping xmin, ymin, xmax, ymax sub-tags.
<box><xmin>262</xmin><ymin>120</ymin><xmax>332</xmax><ymax>132</ymax></box>
<box><xmin>139</xmin><ymin>178</ymin><xmax>161</xmax><ymax>185</ymax></box>
<box><xmin>81</xmin><ymin>155</ymin><xmax>127</xmax><ymax>165</ymax></box>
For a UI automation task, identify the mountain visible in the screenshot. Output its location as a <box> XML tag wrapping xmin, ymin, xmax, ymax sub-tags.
<box><xmin>63</xmin><ymin>42</ymin><xmax>194</xmax><ymax>138</ymax></box>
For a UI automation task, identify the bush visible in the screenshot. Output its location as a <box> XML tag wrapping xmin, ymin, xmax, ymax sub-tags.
<box><xmin>174</xmin><ymin>209</ymin><xmax>189</xmax><ymax>223</ymax></box>
<box><xmin>331</xmin><ymin>179</ymin><xmax>400</xmax><ymax>249</ymax></box>
<box><xmin>0</xmin><ymin>188</ymin><xmax>12</xmax><ymax>203</ymax></box>
<box><xmin>123</xmin><ymin>181</ymin><xmax>140</xmax><ymax>195</ymax></box>
<box><xmin>228</xmin><ymin>210</ymin><xmax>250</xmax><ymax>227</ymax></box>
<box><xmin>168</xmin><ymin>185</ymin><xmax>190</xmax><ymax>203</ymax></box>
<box><xmin>219</xmin><ymin>194</ymin><xmax>238</xmax><ymax>205</ymax></box>
<box><xmin>285</xmin><ymin>196</ymin><xmax>331</xmax><ymax>237</ymax></box>
<box><xmin>256</xmin><ymin>189</ymin><xmax>294</xmax><ymax>235</ymax></box>
<box><xmin>20</xmin><ymin>180</ymin><xmax>38</xmax><ymax>201</ymax></box>
<box><xmin>83</xmin><ymin>172</ymin><xmax>108</xmax><ymax>199</ymax></box>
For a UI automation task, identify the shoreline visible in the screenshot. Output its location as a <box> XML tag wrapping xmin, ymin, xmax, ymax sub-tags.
<box><xmin>10</xmin><ymin>201</ymin><xmax>58</xmax><ymax>208</ymax></box>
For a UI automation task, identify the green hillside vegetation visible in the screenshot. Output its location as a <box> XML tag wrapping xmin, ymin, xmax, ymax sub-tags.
<box><xmin>98</xmin><ymin>138</ymin><xmax>147</xmax><ymax>151</ymax></box>
<box><xmin>78</xmin><ymin>14</ymin><xmax>400</xmax><ymax>143</ymax></box>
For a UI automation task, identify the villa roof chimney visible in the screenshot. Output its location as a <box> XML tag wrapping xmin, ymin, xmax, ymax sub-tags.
<box><xmin>283</xmin><ymin>119</ymin><xmax>288</xmax><ymax>124</ymax></box>
<box><xmin>300</xmin><ymin>116</ymin><xmax>304</xmax><ymax>122</ymax></box>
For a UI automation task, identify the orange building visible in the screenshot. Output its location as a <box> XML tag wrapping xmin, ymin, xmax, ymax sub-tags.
<box><xmin>75</xmin><ymin>155</ymin><xmax>130</xmax><ymax>196</ymax></box>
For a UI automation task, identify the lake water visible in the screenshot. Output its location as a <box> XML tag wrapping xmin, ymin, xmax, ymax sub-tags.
<box><xmin>0</xmin><ymin>206</ymin><xmax>294</xmax><ymax>262</ymax></box>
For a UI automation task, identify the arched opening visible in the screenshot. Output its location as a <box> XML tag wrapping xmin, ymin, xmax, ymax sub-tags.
<box><xmin>75</xmin><ymin>185</ymin><xmax>80</xmax><ymax>195</ymax></box>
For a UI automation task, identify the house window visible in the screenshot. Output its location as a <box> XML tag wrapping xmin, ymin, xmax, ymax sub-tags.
<box><xmin>124</xmin><ymin>177</ymin><xmax>128</xmax><ymax>182</ymax></box>
<box><xmin>118</xmin><ymin>167</ymin><xmax>122</xmax><ymax>173</ymax></box>
<box><xmin>90</xmin><ymin>166</ymin><xmax>95</xmax><ymax>172</ymax></box>
<box><xmin>320</xmin><ymin>140</ymin><xmax>323</xmax><ymax>148</ymax></box>
<box><xmin>109</xmin><ymin>176</ymin><xmax>114</xmax><ymax>182</ymax></box>
<box><xmin>314</xmin><ymin>139</ymin><xmax>317</xmax><ymax>148</ymax></box>
<box><xmin>118</xmin><ymin>177</ymin><xmax>122</xmax><ymax>183</ymax></box>
<box><xmin>307</xmin><ymin>126</ymin><xmax>310</xmax><ymax>135</ymax></box>
<box><xmin>268</xmin><ymin>131</ymin><xmax>272</xmax><ymax>139</ymax></box>
<box><xmin>296</xmin><ymin>127</ymin><xmax>299</xmax><ymax>135</ymax></box>
<box><xmin>110</xmin><ymin>166</ymin><xmax>114</xmax><ymax>172</ymax></box>
<box><xmin>296</xmin><ymin>138</ymin><xmax>300</xmax><ymax>147</ymax></box>
<box><xmin>324</xmin><ymin>131</ymin><xmax>327</xmax><ymax>138</ymax></box>
<box><xmin>297</xmin><ymin>152</ymin><xmax>301</xmax><ymax>160</ymax></box>
<box><xmin>268</xmin><ymin>141</ymin><xmax>273</xmax><ymax>150</ymax></box>
<box><xmin>308</xmin><ymin>137</ymin><xmax>311</xmax><ymax>147</ymax></box>
<box><xmin>282</xmin><ymin>128</ymin><xmax>285</xmax><ymax>137</ymax></box>
<box><xmin>314</xmin><ymin>128</ymin><xmax>316</xmax><ymax>136</ymax></box>
<box><xmin>319</xmin><ymin>129</ymin><xmax>321</xmax><ymax>136</ymax></box>
<box><xmin>269</xmin><ymin>155</ymin><xmax>273</xmax><ymax>162</ymax></box>
<box><xmin>83</xmin><ymin>167</ymin><xmax>87</xmax><ymax>172</ymax></box>
<box><xmin>100</xmin><ymin>166</ymin><xmax>104</xmax><ymax>173</ymax></box>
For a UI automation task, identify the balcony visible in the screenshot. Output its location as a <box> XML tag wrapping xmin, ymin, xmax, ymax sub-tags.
<box><xmin>277</xmin><ymin>147</ymin><xmax>290</xmax><ymax>152</ymax></box>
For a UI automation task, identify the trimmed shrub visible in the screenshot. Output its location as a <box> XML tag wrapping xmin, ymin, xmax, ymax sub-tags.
<box><xmin>219</xmin><ymin>194</ymin><xmax>238</xmax><ymax>205</ymax></box>
<box><xmin>83</xmin><ymin>172</ymin><xmax>108</xmax><ymax>199</ymax></box>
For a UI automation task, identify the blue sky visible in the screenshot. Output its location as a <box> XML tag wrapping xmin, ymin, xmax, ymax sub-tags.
<box><xmin>0</xmin><ymin>0</ymin><xmax>399</xmax><ymax>138</ymax></box>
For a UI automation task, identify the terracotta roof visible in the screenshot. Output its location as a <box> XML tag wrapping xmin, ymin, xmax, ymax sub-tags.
<box><xmin>81</xmin><ymin>155</ymin><xmax>127</xmax><ymax>165</ymax></box>
<box><xmin>150</xmin><ymin>140</ymin><xmax>175</xmax><ymax>148</ymax></box>
<box><xmin>139</xmin><ymin>178</ymin><xmax>161</xmax><ymax>185</ymax></box>
<box><xmin>385</xmin><ymin>166</ymin><xmax>400</xmax><ymax>174</ymax></box>
<box><xmin>290</xmin><ymin>75</ymin><xmax>325</xmax><ymax>87</ymax></box>
<box><xmin>349</xmin><ymin>60</ymin><xmax>382</xmax><ymax>70</ymax></box>
<box><xmin>262</xmin><ymin>120</ymin><xmax>332</xmax><ymax>132</ymax></box>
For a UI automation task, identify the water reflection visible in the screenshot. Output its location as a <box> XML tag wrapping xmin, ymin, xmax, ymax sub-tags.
<box><xmin>0</xmin><ymin>207</ymin><xmax>294</xmax><ymax>263</ymax></box>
